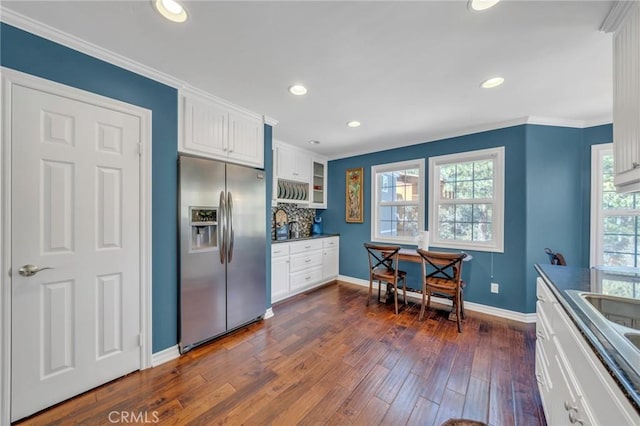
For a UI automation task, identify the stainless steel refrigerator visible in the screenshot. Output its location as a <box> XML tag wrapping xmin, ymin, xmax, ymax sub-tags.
<box><xmin>179</xmin><ymin>155</ymin><xmax>266</xmax><ymax>353</ymax></box>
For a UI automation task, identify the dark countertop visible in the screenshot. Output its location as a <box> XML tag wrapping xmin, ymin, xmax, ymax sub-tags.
<box><xmin>535</xmin><ymin>264</ymin><xmax>640</xmax><ymax>413</ymax></box>
<box><xmin>271</xmin><ymin>233</ymin><xmax>339</xmax><ymax>244</ymax></box>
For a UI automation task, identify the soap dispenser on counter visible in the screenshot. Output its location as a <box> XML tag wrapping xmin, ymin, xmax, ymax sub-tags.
<box><xmin>312</xmin><ymin>215</ymin><xmax>323</xmax><ymax>235</ymax></box>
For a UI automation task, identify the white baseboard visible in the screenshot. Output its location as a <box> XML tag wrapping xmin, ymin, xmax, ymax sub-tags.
<box><xmin>338</xmin><ymin>275</ymin><xmax>536</xmax><ymax>324</ymax></box>
<box><xmin>264</xmin><ymin>307</ymin><xmax>274</xmax><ymax>319</ymax></box>
<box><xmin>151</xmin><ymin>345</ymin><xmax>180</xmax><ymax>367</ymax></box>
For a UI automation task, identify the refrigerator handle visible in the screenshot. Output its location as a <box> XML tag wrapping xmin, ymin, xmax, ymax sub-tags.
<box><xmin>219</xmin><ymin>190</ymin><xmax>226</xmax><ymax>264</ymax></box>
<box><xmin>227</xmin><ymin>191</ymin><xmax>234</xmax><ymax>263</ymax></box>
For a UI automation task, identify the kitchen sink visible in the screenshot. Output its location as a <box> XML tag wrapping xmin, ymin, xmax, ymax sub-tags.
<box><xmin>566</xmin><ymin>290</ymin><xmax>640</xmax><ymax>375</ymax></box>
<box><xmin>582</xmin><ymin>294</ymin><xmax>640</xmax><ymax>330</ymax></box>
<box><xmin>625</xmin><ymin>333</ymin><xmax>640</xmax><ymax>351</ymax></box>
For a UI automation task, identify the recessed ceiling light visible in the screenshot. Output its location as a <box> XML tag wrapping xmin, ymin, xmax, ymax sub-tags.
<box><xmin>308</xmin><ymin>140</ymin><xmax>320</xmax><ymax>145</ymax></box>
<box><xmin>288</xmin><ymin>85</ymin><xmax>308</xmax><ymax>96</ymax></box>
<box><xmin>468</xmin><ymin>0</ymin><xmax>501</xmax><ymax>11</ymax></box>
<box><xmin>481</xmin><ymin>77</ymin><xmax>504</xmax><ymax>89</ymax></box>
<box><xmin>153</xmin><ymin>0</ymin><xmax>188</xmax><ymax>23</ymax></box>
<box><xmin>347</xmin><ymin>121</ymin><xmax>361</xmax><ymax>128</ymax></box>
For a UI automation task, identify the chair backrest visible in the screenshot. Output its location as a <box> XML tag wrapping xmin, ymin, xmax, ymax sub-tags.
<box><xmin>416</xmin><ymin>249</ymin><xmax>466</xmax><ymax>287</ymax></box>
<box><xmin>364</xmin><ymin>243</ymin><xmax>400</xmax><ymax>275</ymax></box>
<box><xmin>544</xmin><ymin>248</ymin><xmax>567</xmax><ymax>266</ymax></box>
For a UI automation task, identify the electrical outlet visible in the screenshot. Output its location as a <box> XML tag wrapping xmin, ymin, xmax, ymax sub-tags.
<box><xmin>491</xmin><ymin>282</ymin><xmax>499</xmax><ymax>293</ymax></box>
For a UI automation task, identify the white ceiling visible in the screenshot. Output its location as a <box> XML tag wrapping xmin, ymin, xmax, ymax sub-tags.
<box><xmin>2</xmin><ymin>0</ymin><xmax>615</xmax><ymax>159</ymax></box>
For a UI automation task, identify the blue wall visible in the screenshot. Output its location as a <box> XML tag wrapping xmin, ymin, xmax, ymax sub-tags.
<box><xmin>1</xmin><ymin>22</ymin><xmax>613</xmax><ymax>320</ymax></box>
<box><xmin>1</xmin><ymin>23</ymin><xmax>179</xmax><ymax>352</ymax></box>
<box><xmin>1</xmin><ymin>23</ymin><xmax>274</xmax><ymax>352</ymax></box>
<box><xmin>323</xmin><ymin>123</ymin><xmax>612</xmax><ymax>314</ymax></box>
<box><xmin>264</xmin><ymin>124</ymin><xmax>273</xmax><ymax>304</ymax></box>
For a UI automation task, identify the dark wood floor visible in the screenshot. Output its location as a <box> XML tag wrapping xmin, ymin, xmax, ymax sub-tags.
<box><xmin>16</xmin><ymin>281</ymin><xmax>545</xmax><ymax>426</ymax></box>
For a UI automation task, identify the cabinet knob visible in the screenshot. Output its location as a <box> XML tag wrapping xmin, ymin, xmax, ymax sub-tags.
<box><xmin>568</xmin><ymin>410</ymin><xmax>583</xmax><ymax>425</ymax></box>
<box><xmin>633</xmin><ymin>162</ymin><xmax>640</xmax><ymax>169</ymax></box>
<box><xmin>564</xmin><ymin>401</ymin><xmax>577</xmax><ymax>412</ymax></box>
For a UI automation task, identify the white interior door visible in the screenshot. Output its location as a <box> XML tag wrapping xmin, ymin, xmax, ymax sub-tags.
<box><xmin>10</xmin><ymin>84</ymin><xmax>142</xmax><ymax>421</ymax></box>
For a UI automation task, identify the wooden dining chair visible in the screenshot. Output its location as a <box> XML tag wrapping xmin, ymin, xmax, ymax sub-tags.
<box><xmin>364</xmin><ymin>243</ymin><xmax>407</xmax><ymax>314</ymax></box>
<box><xmin>416</xmin><ymin>249</ymin><xmax>467</xmax><ymax>332</ymax></box>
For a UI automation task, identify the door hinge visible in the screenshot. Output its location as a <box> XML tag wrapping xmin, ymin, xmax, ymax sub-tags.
<box><xmin>138</xmin><ymin>143</ymin><xmax>143</xmax><ymax>156</ymax></box>
<box><xmin>138</xmin><ymin>333</ymin><xmax>143</xmax><ymax>347</ymax></box>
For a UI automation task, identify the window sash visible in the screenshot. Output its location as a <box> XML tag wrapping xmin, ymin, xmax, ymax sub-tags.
<box><xmin>429</xmin><ymin>147</ymin><xmax>504</xmax><ymax>252</ymax></box>
<box><xmin>371</xmin><ymin>159</ymin><xmax>425</xmax><ymax>244</ymax></box>
<box><xmin>590</xmin><ymin>143</ymin><xmax>640</xmax><ymax>267</ymax></box>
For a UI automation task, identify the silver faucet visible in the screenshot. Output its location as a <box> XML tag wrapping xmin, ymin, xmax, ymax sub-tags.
<box><xmin>289</xmin><ymin>220</ymin><xmax>301</xmax><ymax>239</ymax></box>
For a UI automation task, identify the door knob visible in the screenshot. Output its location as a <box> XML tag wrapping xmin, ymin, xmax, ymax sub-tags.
<box><xmin>18</xmin><ymin>264</ymin><xmax>53</xmax><ymax>277</ymax></box>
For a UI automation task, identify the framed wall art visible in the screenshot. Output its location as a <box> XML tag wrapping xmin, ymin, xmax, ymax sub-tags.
<box><xmin>346</xmin><ymin>167</ymin><xmax>364</xmax><ymax>223</ymax></box>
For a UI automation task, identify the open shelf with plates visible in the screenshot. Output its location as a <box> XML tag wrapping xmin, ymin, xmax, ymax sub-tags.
<box><xmin>276</xmin><ymin>178</ymin><xmax>309</xmax><ymax>204</ymax></box>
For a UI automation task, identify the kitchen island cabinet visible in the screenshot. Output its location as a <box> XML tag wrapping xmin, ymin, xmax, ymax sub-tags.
<box><xmin>535</xmin><ymin>265</ymin><xmax>639</xmax><ymax>425</ymax></box>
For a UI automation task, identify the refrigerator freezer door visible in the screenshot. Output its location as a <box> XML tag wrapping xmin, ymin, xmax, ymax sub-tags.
<box><xmin>225</xmin><ymin>163</ymin><xmax>267</xmax><ymax>330</ymax></box>
<box><xmin>179</xmin><ymin>156</ymin><xmax>227</xmax><ymax>351</ymax></box>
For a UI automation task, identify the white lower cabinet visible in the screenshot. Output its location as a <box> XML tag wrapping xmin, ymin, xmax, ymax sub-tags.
<box><xmin>535</xmin><ymin>277</ymin><xmax>638</xmax><ymax>426</ymax></box>
<box><xmin>322</xmin><ymin>237</ymin><xmax>339</xmax><ymax>280</ymax></box>
<box><xmin>271</xmin><ymin>236</ymin><xmax>339</xmax><ymax>303</ymax></box>
<box><xmin>271</xmin><ymin>244</ymin><xmax>290</xmax><ymax>302</ymax></box>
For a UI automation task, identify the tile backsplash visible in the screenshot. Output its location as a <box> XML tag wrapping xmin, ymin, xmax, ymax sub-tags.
<box><xmin>271</xmin><ymin>204</ymin><xmax>316</xmax><ymax>240</ymax></box>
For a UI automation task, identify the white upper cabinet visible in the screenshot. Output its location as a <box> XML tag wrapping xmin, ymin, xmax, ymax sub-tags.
<box><xmin>273</xmin><ymin>140</ymin><xmax>329</xmax><ymax>208</ymax></box>
<box><xmin>275</xmin><ymin>141</ymin><xmax>311</xmax><ymax>182</ymax></box>
<box><xmin>181</xmin><ymin>90</ymin><xmax>264</xmax><ymax>168</ymax></box>
<box><xmin>310</xmin><ymin>158</ymin><xmax>327</xmax><ymax>209</ymax></box>
<box><xmin>228</xmin><ymin>111</ymin><xmax>264</xmax><ymax>167</ymax></box>
<box><xmin>610</xmin><ymin>1</ymin><xmax>640</xmax><ymax>192</ymax></box>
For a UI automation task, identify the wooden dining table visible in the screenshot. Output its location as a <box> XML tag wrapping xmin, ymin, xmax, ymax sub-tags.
<box><xmin>384</xmin><ymin>248</ymin><xmax>473</xmax><ymax>264</ymax></box>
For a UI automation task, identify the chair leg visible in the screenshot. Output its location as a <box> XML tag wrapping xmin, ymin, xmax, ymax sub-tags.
<box><xmin>393</xmin><ymin>283</ymin><xmax>399</xmax><ymax>314</ymax></box>
<box><xmin>368</xmin><ymin>278</ymin><xmax>373</xmax><ymax>306</ymax></box>
<box><xmin>402</xmin><ymin>278</ymin><xmax>407</xmax><ymax>305</ymax></box>
<box><xmin>419</xmin><ymin>283</ymin><xmax>427</xmax><ymax>321</ymax></box>
<box><xmin>455</xmin><ymin>292</ymin><xmax>463</xmax><ymax>333</ymax></box>
<box><xmin>460</xmin><ymin>289</ymin><xmax>465</xmax><ymax>319</ymax></box>
<box><xmin>427</xmin><ymin>290</ymin><xmax>431</xmax><ymax>311</ymax></box>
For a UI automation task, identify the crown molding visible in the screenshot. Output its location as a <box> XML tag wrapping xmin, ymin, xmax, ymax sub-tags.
<box><xmin>327</xmin><ymin>115</ymin><xmax>612</xmax><ymax>161</ymax></box>
<box><xmin>264</xmin><ymin>116</ymin><xmax>279</xmax><ymax>127</ymax></box>
<box><xmin>0</xmin><ymin>6</ymin><xmax>276</xmax><ymax>124</ymax></box>
<box><xmin>0</xmin><ymin>6</ymin><xmax>182</xmax><ymax>88</ymax></box>
<box><xmin>601</xmin><ymin>0</ymin><xmax>637</xmax><ymax>33</ymax></box>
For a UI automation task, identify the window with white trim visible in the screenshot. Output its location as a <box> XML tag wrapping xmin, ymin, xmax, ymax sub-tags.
<box><xmin>590</xmin><ymin>143</ymin><xmax>640</xmax><ymax>299</ymax></box>
<box><xmin>591</xmin><ymin>144</ymin><xmax>640</xmax><ymax>267</ymax></box>
<box><xmin>428</xmin><ymin>147</ymin><xmax>504</xmax><ymax>252</ymax></box>
<box><xmin>371</xmin><ymin>159</ymin><xmax>425</xmax><ymax>244</ymax></box>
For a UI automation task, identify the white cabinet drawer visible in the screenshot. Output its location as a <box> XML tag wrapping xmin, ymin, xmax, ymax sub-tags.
<box><xmin>536</xmin><ymin>277</ymin><xmax>556</xmax><ymax>305</ymax></box>
<box><xmin>290</xmin><ymin>251</ymin><xmax>323</xmax><ymax>272</ymax></box>
<box><xmin>271</xmin><ymin>243</ymin><xmax>289</xmax><ymax>258</ymax></box>
<box><xmin>290</xmin><ymin>266</ymin><xmax>323</xmax><ymax>291</ymax></box>
<box><xmin>290</xmin><ymin>239</ymin><xmax>323</xmax><ymax>254</ymax></box>
<box><xmin>322</xmin><ymin>236</ymin><xmax>338</xmax><ymax>248</ymax></box>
